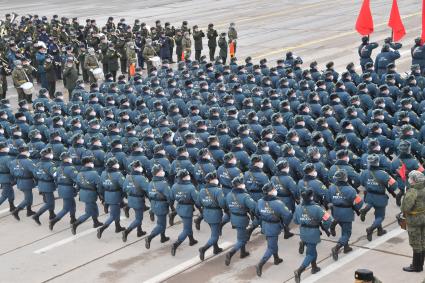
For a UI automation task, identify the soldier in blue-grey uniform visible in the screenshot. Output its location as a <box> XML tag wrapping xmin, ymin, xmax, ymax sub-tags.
<box><xmin>327</xmin><ymin>169</ymin><xmax>363</xmax><ymax>261</ymax></box>
<box><xmin>255</xmin><ymin>183</ymin><xmax>292</xmax><ymax>277</ymax></box>
<box><xmin>97</xmin><ymin>158</ymin><xmax>126</xmax><ymax>239</ymax></box>
<box><xmin>197</xmin><ymin>172</ymin><xmax>226</xmax><ymax>261</ymax></box>
<box><xmin>32</xmin><ymin>147</ymin><xmax>57</xmax><ymax>225</ymax></box>
<box><xmin>271</xmin><ymin>159</ymin><xmax>298</xmax><ymax>239</ymax></box>
<box><xmin>293</xmin><ymin>189</ymin><xmax>334</xmax><ymax>283</ymax></box>
<box><xmin>49</xmin><ymin>152</ymin><xmax>79</xmax><ymax>230</ymax></box>
<box><xmin>71</xmin><ymin>156</ymin><xmax>103</xmax><ymax>235</ymax></box>
<box><xmin>11</xmin><ymin>145</ymin><xmax>38</xmax><ymax>220</ymax></box>
<box><xmin>0</xmin><ymin>142</ymin><xmax>15</xmax><ymax>212</ymax></box>
<box><xmin>145</xmin><ymin>165</ymin><xmax>173</xmax><ymax>249</ymax></box>
<box><xmin>170</xmin><ymin>169</ymin><xmax>200</xmax><ymax>256</ymax></box>
<box><xmin>122</xmin><ymin>160</ymin><xmax>149</xmax><ymax>242</ymax></box>
<box><xmin>360</xmin><ymin>154</ymin><xmax>398</xmax><ymax>241</ymax></box>
<box><xmin>225</xmin><ymin>176</ymin><xmax>257</xmax><ymax>266</ymax></box>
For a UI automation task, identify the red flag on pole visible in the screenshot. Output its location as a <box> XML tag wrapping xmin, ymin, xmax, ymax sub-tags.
<box><xmin>422</xmin><ymin>0</ymin><xmax>425</xmax><ymax>44</ymax></box>
<box><xmin>355</xmin><ymin>0</ymin><xmax>374</xmax><ymax>35</ymax></box>
<box><xmin>388</xmin><ymin>0</ymin><xmax>406</xmax><ymax>42</ymax></box>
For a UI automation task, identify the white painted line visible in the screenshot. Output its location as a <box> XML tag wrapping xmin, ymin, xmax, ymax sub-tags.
<box><xmin>34</xmin><ymin>216</ymin><xmax>127</xmax><ymax>254</ymax></box>
<box><xmin>144</xmin><ymin>241</ymin><xmax>233</xmax><ymax>283</ymax></box>
<box><xmin>0</xmin><ymin>208</ymin><xmax>10</xmax><ymax>215</ymax></box>
<box><xmin>302</xmin><ymin>227</ymin><xmax>405</xmax><ymax>283</ymax></box>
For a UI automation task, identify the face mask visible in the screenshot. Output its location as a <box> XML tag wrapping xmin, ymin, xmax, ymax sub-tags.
<box><xmin>292</xmin><ymin>137</ymin><xmax>299</xmax><ymax>143</ymax></box>
<box><xmin>134</xmin><ymin>167</ymin><xmax>143</xmax><ymax>173</ymax></box>
<box><xmin>211</xmin><ymin>179</ymin><xmax>219</xmax><ymax>186</ymax></box>
<box><xmin>311</xmin><ymin>171</ymin><xmax>317</xmax><ymax>178</ymax></box>
<box><xmin>257</xmin><ymin>162</ymin><xmax>264</xmax><ymax>169</ymax></box>
<box><xmin>86</xmin><ymin>163</ymin><xmax>94</xmax><ymax>168</ymax></box>
<box><xmin>14</xmin><ymin>132</ymin><xmax>22</xmax><ymax>137</ymax></box>
<box><xmin>92</xmin><ymin>125</ymin><xmax>100</xmax><ymax>130</ymax></box>
<box><xmin>45</xmin><ymin>154</ymin><xmax>54</xmax><ymax>159</ymax></box>
<box><xmin>2</xmin><ymin>148</ymin><xmax>10</xmax><ymax>153</ymax></box>
<box><xmin>271</xmin><ymin>190</ymin><xmax>278</xmax><ymax>197</ymax></box>
<box><xmin>22</xmin><ymin>152</ymin><xmax>30</xmax><ymax>157</ymax></box>
<box><xmin>112</xmin><ymin>164</ymin><xmax>120</xmax><ymax>169</ymax></box>
<box><xmin>115</xmin><ymin>145</ymin><xmax>123</xmax><ymax>150</ymax></box>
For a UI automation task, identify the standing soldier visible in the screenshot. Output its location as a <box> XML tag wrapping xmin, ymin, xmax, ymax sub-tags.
<box><xmin>401</xmin><ymin>170</ymin><xmax>425</xmax><ymax>272</ymax></box>
<box><xmin>360</xmin><ymin>154</ymin><xmax>398</xmax><ymax>241</ymax></box>
<box><xmin>197</xmin><ymin>172</ymin><xmax>226</xmax><ymax>260</ymax></box>
<box><xmin>32</xmin><ymin>147</ymin><xmax>57</xmax><ymax>225</ymax></box>
<box><xmin>411</xmin><ymin>38</ymin><xmax>425</xmax><ymax>74</ymax></box>
<box><xmin>49</xmin><ymin>152</ymin><xmax>78</xmax><ymax>230</ymax></box>
<box><xmin>71</xmin><ymin>156</ymin><xmax>103</xmax><ymax>235</ymax></box>
<box><xmin>97</xmin><ymin>158</ymin><xmax>126</xmax><ymax>239</ymax></box>
<box><xmin>84</xmin><ymin>47</ymin><xmax>100</xmax><ymax>83</ymax></box>
<box><xmin>142</xmin><ymin>39</ymin><xmax>156</xmax><ymax>73</ymax></box>
<box><xmin>358</xmin><ymin>36</ymin><xmax>379</xmax><ymax>72</ymax></box>
<box><xmin>207</xmin><ymin>23</ymin><xmax>218</xmax><ymax>62</ymax></box>
<box><xmin>327</xmin><ymin>170</ymin><xmax>363</xmax><ymax>261</ymax></box>
<box><xmin>62</xmin><ymin>58</ymin><xmax>79</xmax><ymax>95</ymax></box>
<box><xmin>225</xmin><ymin>176</ymin><xmax>257</xmax><ymax>266</ymax></box>
<box><xmin>170</xmin><ymin>169</ymin><xmax>199</xmax><ymax>256</ymax></box>
<box><xmin>11</xmin><ymin>145</ymin><xmax>37</xmax><ymax>220</ymax></box>
<box><xmin>193</xmin><ymin>25</ymin><xmax>205</xmax><ymax>62</ymax></box>
<box><xmin>126</xmin><ymin>42</ymin><xmax>137</xmax><ymax>79</ymax></box>
<box><xmin>218</xmin><ymin>33</ymin><xmax>228</xmax><ymax>64</ymax></box>
<box><xmin>106</xmin><ymin>44</ymin><xmax>120</xmax><ymax>82</ymax></box>
<box><xmin>293</xmin><ymin>189</ymin><xmax>333</xmax><ymax>283</ymax></box>
<box><xmin>255</xmin><ymin>183</ymin><xmax>292</xmax><ymax>277</ymax></box>
<box><xmin>78</xmin><ymin>44</ymin><xmax>89</xmax><ymax>83</ymax></box>
<box><xmin>11</xmin><ymin>60</ymin><xmax>30</xmax><ymax>101</ymax></box>
<box><xmin>122</xmin><ymin>161</ymin><xmax>149</xmax><ymax>241</ymax></box>
<box><xmin>391</xmin><ymin>141</ymin><xmax>424</xmax><ymax>206</ymax></box>
<box><xmin>182</xmin><ymin>32</ymin><xmax>192</xmax><ymax>61</ymax></box>
<box><xmin>0</xmin><ymin>142</ymin><xmax>15</xmax><ymax>212</ymax></box>
<box><xmin>145</xmin><ymin>165</ymin><xmax>173</xmax><ymax>249</ymax></box>
<box><xmin>175</xmin><ymin>30</ymin><xmax>184</xmax><ymax>62</ymax></box>
<box><xmin>227</xmin><ymin>22</ymin><xmax>238</xmax><ymax>57</ymax></box>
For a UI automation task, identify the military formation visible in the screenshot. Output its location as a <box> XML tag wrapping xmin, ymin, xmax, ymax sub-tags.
<box><xmin>0</xmin><ymin>12</ymin><xmax>425</xmax><ymax>282</ymax></box>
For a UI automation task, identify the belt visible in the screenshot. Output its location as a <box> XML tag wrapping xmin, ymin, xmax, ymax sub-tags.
<box><xmin>263</xmin><ymin>219</ymin><xmax>281</xmax><ymax>223</ymax></box>
<box><xmin>58</xmin><ymin>183</ymin><xmax>73</xmax><ymax>186</ymax></box>
<box><xmin>18</xmin><ymin>177</ymin><xmax>33</xmax><ymax>180</ymax></box>
<box><xmin>80</xmin><ymin>187</ymin><xmax>96</xmax><ymax>192</ymax></box>
<box><xmin>301</xmin><ymin>224</ymin><xmax>319</xmax><ymax>228</ymax></box>
<box><xmin>333</xmin><ymin>204</ymin><xmax>352</xmax><ymax>208</ymax></box>
<box><xmin>408</xmin><ymin>210</ymin><xmax>425</xmax><ymax>216</ymax></box>
<box><xmin>105</xmin><ymin>188</ymin><xmax>120</xmax><ymax>192</ymax></box>
<box><xmin>205</xmin><ymin>207</ymin><xmax>221</xmax><ymax>210</ymax></box>
<box><xmin>249</xmin><ymin>189</ymin><xmax>262</xmax><ymax>193</ymax></box>
<box><xmin>367</xmin><ymin>190</ymin><xmax>385</xmax><ymax>195</ymax></box>
<box><xmin>129</xmin><ymin>193</ymin><xmax>144</xmax><ymax>198</ymax></box>
<box><xmin>278</xmin><ymin>194</ymin><xmax>292</xmax><ymax>198</ymax></box>
<box><xmin>231</xmin><ymin>212</ymin><xmax>247</xmax><ymax>217</ymax></box>
<box><xmin>178</xmin><ymin>203</ymin><xmax>194</xmax><ymax>206</ymax></box>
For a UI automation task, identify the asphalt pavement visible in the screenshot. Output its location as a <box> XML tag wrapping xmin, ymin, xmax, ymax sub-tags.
<box><xmin>0</xmin><ymin>0</ymin><xmax>424</xmax><ymax>282</ymax></box>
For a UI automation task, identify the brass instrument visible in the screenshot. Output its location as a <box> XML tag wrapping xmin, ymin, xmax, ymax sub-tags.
<box><xmin>0</xmin><ymin>12</ymin><xmax>18</xmax><ymax>37</ymax></box>
<box><xmin>0</xmin><ymin>57</ymin><xmax>11</xmax><ymax>75</ymax></box>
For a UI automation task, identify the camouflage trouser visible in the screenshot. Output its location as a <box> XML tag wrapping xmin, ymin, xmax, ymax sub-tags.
<box><xmin>408</xmin><ymin>225</ymin><xmax>425</xmax><ymax>252</ymax></box>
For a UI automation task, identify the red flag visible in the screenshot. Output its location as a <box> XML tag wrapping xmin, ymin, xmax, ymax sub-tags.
<box><xmin>422</xmin><ymin>0</ymin><xmax>425</xmax><ymax>44</ymax></box>
<box><xmin>355</xmin><ymin>0</ymin><xmax>374</xmax><ymax>36</ymax></box>
<box><xmin>388</xmin><ymin>0</ymin><xmax>406</xmax><ymax>42</ymax></box>
<box><xmin>397</xmin><ymin>162</ymin><xmax>407</xmax><ymax>182</ymax></box>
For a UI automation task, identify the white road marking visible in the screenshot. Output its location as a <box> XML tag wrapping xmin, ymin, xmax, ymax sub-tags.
<box><xmin>33</xmin><ymin>216</ymin><xmax>127</xmax><ymax>254</ymax></box>
<box><xmin>143</xmin><ymin>241</ymin><xmax>233</xmax><ymax>283</ymax></box>
<box><xmin>302</xmin><ymin>227</ymin><xmax>405</xmax><ymax>283</ymax></box>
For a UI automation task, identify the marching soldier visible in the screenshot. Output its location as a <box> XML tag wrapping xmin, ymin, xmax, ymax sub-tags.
<box><xmin>224</xmin><ymin>176</ymin><xmax>257</xmax><ymax>266</ymax></box>
<box><xmin>328</xmin><ymin>170</ymin><xmax>363</xmax><ymax>260</ymax></box>
<box><xmin>0</xmin><ymin>142</ymin><xmax>15</xmax><ymax>212</ymax></box>
<box><xmin>255</xmin><ymin>183</ymin><xmax>292</xmax><ymax>277</ymax></box>
<box><xmin>11</xmin><ymin>145</ymin><xmax>37</xmax><ymax>220</ymax></box>
<box><xmin>293</xmin><ymin>189</ymin><xmax>333</xmax><ymax>283</ymax></box>
<box><xmin>49</xmin><ymin>152</ymin><xmax>78</xmax><ymax>230</ymax></box>
<box><xmin>72</xmin><ymin>156</ymin><xmax>103</xmax><ymax>235</ymax></box>
<box><xmin>122</xmin><ymin>160</ymin><xmax>149</xmax><ymax>242</ymax></box>
<box><xmin>97</xmin><ymin>158</ymin><xmax>126</xmax><ymax>239</ymax></box>
<box><xmin>360</xmin><ymin>154</ymin><xmax>398</xmax><ymax>241</ymax></box>
<box><xmin>145</xmin><ymin>165</ymin><xmax>173</xmax><ymax>249</ymax></box>
<box><xmin>197</xmin><ymin>172</ymin><xmax>226</xmax><ymax>260</ymax></box>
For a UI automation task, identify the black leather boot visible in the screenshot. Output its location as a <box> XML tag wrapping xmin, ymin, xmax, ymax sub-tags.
<box><xmin>213</xmin><ymin>243</ymin><xmax>223</xmax><ymax>254</ymax></box>
<box><xmin>294</xmin><ymin>266</ymin><xmax>306</xmax><ymax>283</ymax></box>
<box><xmin>97</xmin><ymin>224</ymin><xmax>109</xmax><ymax>239</ymax></box>
<box><xmin>12</xmin><ymin>207</ymin><xmax>22</xmax><ymax>221</ymax></box>
<box><xmin>311</xmin><ymin>260</ymin><xmax>321</xmax><ymax>274</ymax></box>
<box><xmin>32</xmin><ymin>214</ymin><xmax>41</xmax><ymax>225</ymax></box>
<box><xmin>49</xmin><ymin>218</ymin><xmax>59</xmax><ymax>231</ymax></box>
<box><xmin>169</xmin><ymin>210</ymin><xmax>177</xmax><ymax>226</ymax></box>
<box><xmin>377</xmin><ymin>226</ymin><xmax>387</xmax><ymax>236</ymax></box>
<box><xmin>283</xmin><ymin>225</ymin><xmax>294</xmax><ymax>239</ymax></box>
<box><xmin>240</xmin><ymin>245</ymin><xmax>250</xmax><ymax>258</ymax></box>
<box><xmin>225</xmin><ymin>250</ymin><xmax>236</xmax><ymax>266</ymax></box>
<box><xmin>160</xmin><ymin>233</ymin><xmax>170</xmax><ymax>243</ymax></box>
<box><xmin>330</xmin><ymin>220</ymin><xmax>338</xmax><ymax>237</ymax></box>
<box><xmin>199</xmin><ymin>246</ymin><xmax>207</xmax><ymax>261</ymax></box>
<box><xmin>122</xmin><ymin>228</ymin><xmax>133</xmax><ymax>242</ymax></box>
<box><xmin>70</xmin><ymin>215</ymin><xmax>76</xmax><ymax>225</ymax></box>
<box><xmin>332</xmin><ymin>243</ymin><xmax>343</xmax><ymax>261</ymax></box>
<box><xmin>26</xmin><ymin>206</ymin><xmax>36</xmax><ymax>217</ymax></box>
<box><xmin>171</xmin><ymin>241</ymin><xmax>181</xmax><ymax>256</ymax></box>
<box><xmin>194</xmin><ymin>216</ymin><xmax>202</xmax><ymax>231</ymax></box>
<box><xmin>344</xmin><ymin>244</ymin><xmax>353</xmax><ymax>254</ymax></box>
<box><xmin>71</xmin><ymin>220</ymin><xmax>81</xmax><ymax>235</ymax></box>
<box><xmin>49</xmin><ymin>210</ymin><xmax>56</xmax><ymax>220</ymax></box>
<box><xmin>298</xmin><ymin>241</ymin><xmax>305</xmax><ymax>254</ymax></box>
<box><xmin>256</xmin><ymin>259</ymin><xmax>266</xmax><ymax>277</ymax></box>
<box><xmin>115</xmin><ymin>221</ymin><xmax>126</xmax><ymax>233</ymax></box>
<box><xmin>273</xmin><ymin>253</ymin><xmax>283</xmax><ymax>265</ymax></box>
<box><xmin>93</xmin><ymin>218</ymin><xmax>103</xmax><ymax>228</ymax></box>
<box><xmin>366</xmin><ymin>227</ymin><xmax>374</xmax><ymax>241</ymax></box>
<box><xmin>8</xmin><ymin>200</ymin><xmax>15</xmax><ymax>212</ymax></box>
<box><xmin>137</xmin><ymin>225</ymin><xmax>146</xmax><ymax>237</ymax></box>
<box><xmin>188</xmin><ymin>234</ymin><xmax>198</xmax><ymax>246</ymax></box>
<box><xmin>403</xmin><ymin>252</ymin><xmax>423</xmax><ymax>272</ymax></box>
<box><xmin>360</xmin><ymin>208</ymin><xmax>367</xmax><ymax>222</ymax></box>
<box><xmin>145</xmin><ymin>235</ymin><xmax>152</xmax><ymax>249</ymax></box>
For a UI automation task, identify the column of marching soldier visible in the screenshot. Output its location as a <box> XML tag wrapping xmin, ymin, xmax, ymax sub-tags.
<box><xmin>0</xmin><ymin>26</ymin><xmax>424</xmax><ymax>283</ymax></box>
